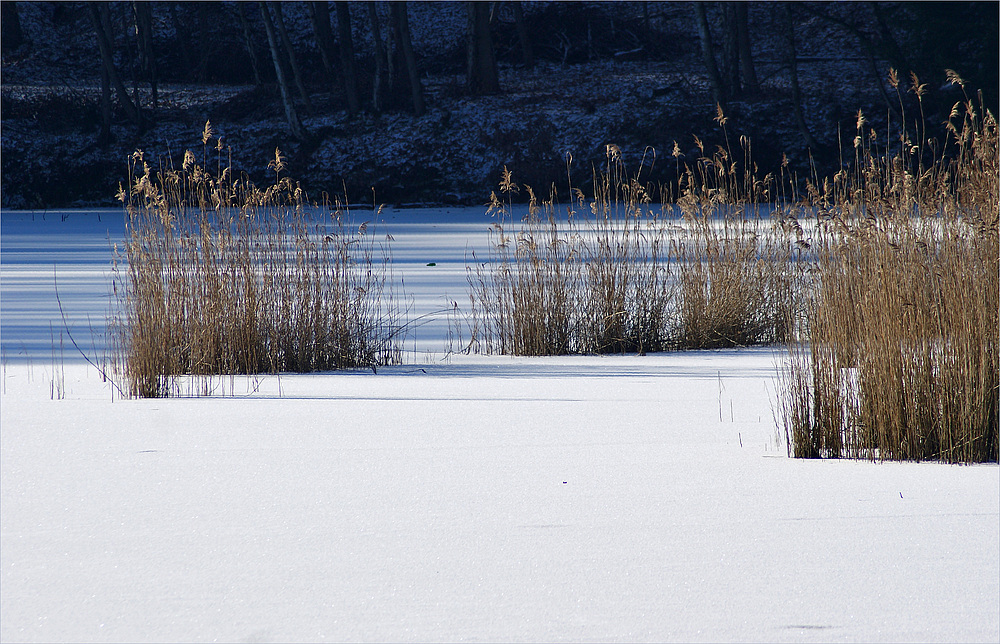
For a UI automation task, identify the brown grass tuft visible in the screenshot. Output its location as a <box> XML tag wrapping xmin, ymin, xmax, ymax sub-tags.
<box><xmin>110</xmin><ymin>134</ymin><xmax>400</xmax><ymax>398</ymax></box>
<box><xmin>780</xmin><ymin>84</ymin><xmax>998</xmax><ymax>463</ymax></box>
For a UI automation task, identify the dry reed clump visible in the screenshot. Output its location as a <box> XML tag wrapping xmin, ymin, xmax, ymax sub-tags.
<box><xmin>464</xmin><ymin>114</ymin><xmax>803</xmax><ymax>356</ymax></box>
<box><xmin>781</xmin><ymin>74</ymin><xmax>999</xmax><ymax>463</ymax></box>
<box><xmin>670</xmin><ymin>124</ymin><xmax>803</xmax><ymax>349</ymax></box>
<box><xmin>464</xmin><ymin>168</ymin><xmax>579</xmax><ymax>355</ymax></box>
<box><xmin>110</xmin><ymin>128</ymin><xmax>400</xmax><ymax>398</ymax></box>
<box><xmin>580</xmin><ymin>147</ymin><xmax>674</xmax><ymax>354</ymax></box>
<box><xmin>465</xmin><ymin>148</ymin><xmax>675</xmax><ymax>356</ymax></box>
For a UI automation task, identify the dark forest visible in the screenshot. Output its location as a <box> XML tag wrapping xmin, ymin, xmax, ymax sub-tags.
<box><xmin>1</xmin><ymin>1</ymin><xmax>997</xmax><ymax>208</ymax></box>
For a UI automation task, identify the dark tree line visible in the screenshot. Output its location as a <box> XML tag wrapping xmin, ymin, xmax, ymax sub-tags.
<box><xmin>6</xmin><ymin>1</ymin><xmax>677</xmax><ymax>143</ymax></box>
<box><xmin>62</xmin><ymin>1</ymin><xmax>523</xmax><ymax>142</ymax></box>
<box><xmin>2</xmin><ymin>1</ymin><xmax>996</xmax><ymax>154</ymax></box>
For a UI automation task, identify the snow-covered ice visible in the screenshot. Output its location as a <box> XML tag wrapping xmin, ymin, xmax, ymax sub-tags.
<box><xmin>1</xmin><ymin>208</ymin><xmax>998</xmax><ymax>643</ymax></box>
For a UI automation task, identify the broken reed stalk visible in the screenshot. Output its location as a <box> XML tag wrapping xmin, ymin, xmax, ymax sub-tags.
<box><xmin>782</xmin><ymin>76</ymin><xmax>999</xmax><ymax>463</ymax></box>
<box><xmin>111</xmin><ymin>133</ymin><xmax>400</xmax><ymax>398</ymax></box>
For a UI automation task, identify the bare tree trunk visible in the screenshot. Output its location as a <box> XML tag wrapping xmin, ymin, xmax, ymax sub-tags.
<box><xmin>466</xmin><ymin>1</ymin><xmax>499</xmax><ymax>95</ymax></box>
<box><xmin>195</xmin><ymin>2</ymin><xmax>210</xmax><ymax>81</ymax></box>
<box><xmin>98</xmin><ymin>2</ymin><xmax>112</xmax><ymax>142</ymax></box>
<box><xmin>693</xmin><ymin>2</ymin><xmax>724</xmax><ymax>107</ymax></box>
<box><xmin>168</xmin><ymin>2</ymin><xmax>193</xmax><ymax>73</ymax></box>
<box><xmin>782</xmin><ymin>3</ymin><xmax>818</xmax><ymax>150</ymax></box>
<box><xmin>311</xmin><ymin>0</ymin><xmax>359</xmax><ymax>116</ymax></box>
<box><xmin>721</xmin><ymin>2</ymin><xmax>740</xmax><ymax>97</ymax></box>
<box><xmin>132</xmin><ymin>1</ymin><xmax>158</xmax><ymax>109</ymax></box>
<box><xmin>236</xmin><ymin>2</ymin><xmax>263</xmax><ymax>86</ymax></box>
<box><xmin>259</xmin><ymin>1</ymin><xmax>308</xmax><ymax>140</ymax></box>
<box><xmin>335</xmin><ymin>2</ymin><xmax>361</xmax><ymax>116</ymax></box>
<box><xmin>512</xmin><ymin>1</ymin><xmax>533</xmax><ymax>68</ymax></box>
<box><xmin>270</xmin><ymin>1</ymin><xmax>314</xmax><ymax>115</ymax></box>
<box><xmin>368</xmin><ymin>3</ymin><xmax>388</xmax><ymax>112</ymax></box>
<box><xmin>870</xmin><ymin>2</ymin><xmax>911</xmax><ymax>75</ymax></box>
<box><xmin>89</xmin><ymin>2</ymin><xmax>144</xmax><ymax>130</ymax></box>
<box><xmin>386</xmin><ymin>4</ymin><xmax>400</xmax><ymax>97</ymax></box>
<box><xmin>735</xmin><ymin>2</ymin><xmax>759</xmax><ymax>95</ymax></box>
<box><xmin>309</xmin><ymin>1</ymin><xmax>337</xmax><ymax>76</ymax></box>
<box><xmin>390</xmin><ymin>1</ymin><xmax>424</xmax><ymax>116</ymax></box>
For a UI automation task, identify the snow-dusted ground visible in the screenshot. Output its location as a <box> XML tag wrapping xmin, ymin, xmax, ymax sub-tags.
<box><xmin>1</xmin><ymin>208</ymin><xmax>998</xmax><ymax>643</ymax></box>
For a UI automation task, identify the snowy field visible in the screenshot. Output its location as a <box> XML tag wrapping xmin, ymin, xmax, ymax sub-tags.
<box><xmin>1</xmin><ymin>208</ymin><xmax>998</xmax><ymax>643</ymax></box>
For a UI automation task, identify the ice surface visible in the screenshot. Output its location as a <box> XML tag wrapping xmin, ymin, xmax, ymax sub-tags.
<box><xmin>1</xmin><ymin>208</ymin><xmax>998</xmax><ymax>643</ymax></box>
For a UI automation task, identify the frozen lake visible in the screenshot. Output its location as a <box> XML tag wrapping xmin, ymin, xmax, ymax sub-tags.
<box><xmin>0</xmin><ymin>206</ymin><xmax>499</xmax><ymax>362</ymax></box>
<box><xmin>1</xmin><ymin>207</ymin><xmax>997</xmax><ymax>643</ymax></box>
